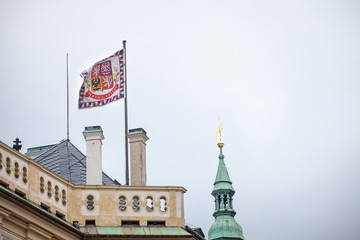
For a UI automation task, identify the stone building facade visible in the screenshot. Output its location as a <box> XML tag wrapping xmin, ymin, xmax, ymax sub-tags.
<box><xmin>0</xmin><ymin>127</ymin><xmax>204</xmax><ymax>240</ymax></box>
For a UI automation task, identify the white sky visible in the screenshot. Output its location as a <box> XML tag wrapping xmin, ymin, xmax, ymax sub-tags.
<box><xmin>1</xmin><ymin>0</ymin><xmax>360</xmax><ymax>239</ymax></box>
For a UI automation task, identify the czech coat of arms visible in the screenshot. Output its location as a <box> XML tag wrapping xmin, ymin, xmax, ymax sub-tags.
<box><xmin>90</xmin><ymin>61</ymin><xmax>114</xmax><ymax>92</ymax></box>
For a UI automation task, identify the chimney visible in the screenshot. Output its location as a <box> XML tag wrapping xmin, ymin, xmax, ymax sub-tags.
<box><xmin>83</xmin><ymin>126</ymin><xmax>104</xmax><ymax>185</ymax></box>
<box><xmin>128</xmin><ymin>128</ymin><xmax>149</xmax><ymax>186</ymax></box>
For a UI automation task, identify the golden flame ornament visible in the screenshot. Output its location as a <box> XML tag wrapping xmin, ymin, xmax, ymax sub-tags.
<box><xmin>216</xmin><ymin>123</ymin><xmax>224</xmax><ymax>148</ymax></box>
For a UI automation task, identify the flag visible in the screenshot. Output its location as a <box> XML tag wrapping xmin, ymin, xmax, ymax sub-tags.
<box><xmin>78</xmin><ymin>50</ymin><xmax>124</xmax><ymax>109</ymax></box>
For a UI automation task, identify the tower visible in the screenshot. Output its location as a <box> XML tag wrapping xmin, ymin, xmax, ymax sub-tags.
<box><xmin>208</xmin><ymin>135</ymin><xmax>245</xmax><ymax>240</ymax></box>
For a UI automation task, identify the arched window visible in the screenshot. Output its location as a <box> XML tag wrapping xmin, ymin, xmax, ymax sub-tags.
<box><xmin>62</xmin><ymin>190</ymin><xmax>67</xmax><ymax>206</ymax></box>
<box><xmin>22</xmin><ymin>167</ymin><xmax>27</xmax><ymax>183</ymax></box>
<box><xmin>6</xmin><ymin>158</ymin><xmax>11</xmax><ymax>174</ymax></box>
<box><xmin>146</xmin><ymin>196</ymin><xmax>153</xmax><ymax>212</ymax></box>
<box><xmin>160</xmin><ymin>197</ymin><xmax>167</xmax><ymax>212</ymax></box>
<box><xmin>14</xmin><ymin>162</ymin><xmax>19</xmax><ymax>179</ymax></box>
<box><xmin>223</xmin><ymin>194</ymin><xmax>228</xmax><ymax>208</ymax></box>
<box><xmin>119</xmin><ymin>196</ymin><xmax>126</xmax><ymax>211</ymax></box>
<box><xmin>87</xmin><ymin>195</ymin><xmax>94</xmax><ymax>210</ymax></box>
<box><xmin>216</xmin><ymin>194</ymin><xmax>221</xmax><ymax>210</ymax></box>
<box><xmin>40</xmin><ymin>177</ymin><xmax>45</xmax><ymax>193</ymax></box>
<box><xmin>133</xmin><ymin>196</ymin><xmax>140</xmax><ymax>211</ymax></box>
<box><xmin>47</xmin><ymin>181</ymin><xmax>52</xmax><ymax>197</ymax></box>
<box><xmin>213</xmin><ymin>193</ymin><xmax>218</xmax><ymax>210</ymax></box>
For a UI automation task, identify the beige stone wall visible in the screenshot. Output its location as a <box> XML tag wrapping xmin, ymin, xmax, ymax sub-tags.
<box><xmin>70</xmin><ymin>185</ymin><xmax>185</xmax><ymax>227</ymax></box>
<box><xmin>0</xmin><ymin>141</ymin><xmax>186</xmax><ymax>228</ymax></box>
<box><xmin>0</xmin><ymin>196</ymin><xmax>79</xmax><ymax>240</ymax></box>
<box><xmin>0</xmin><ymin>147</ymin><xmax>29</xmax><ymax>194</ymax></box>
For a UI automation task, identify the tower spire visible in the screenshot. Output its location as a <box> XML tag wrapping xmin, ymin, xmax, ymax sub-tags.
<box><xmin>208</xmin><ymin>125</ymin><xmax>244</xmax><ymax>240</ymax></box>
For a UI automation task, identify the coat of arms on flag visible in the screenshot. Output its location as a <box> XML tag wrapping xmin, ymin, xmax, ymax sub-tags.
<box><xmin>79</xmin><ymin>50</ymin><xmax>124</xmax><ymax>109</ymax></box>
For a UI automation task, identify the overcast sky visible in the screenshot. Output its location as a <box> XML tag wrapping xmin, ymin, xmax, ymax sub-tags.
<box><xmin>1</xmin><ymin>0</ymin><xmax>360</xmax><ymax>239</ymax></box>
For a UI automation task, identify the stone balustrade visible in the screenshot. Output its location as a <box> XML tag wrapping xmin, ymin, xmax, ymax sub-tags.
<box><xmin>0</xmin><ymin>142</ymin><xmax>186</xmax><ymax>228</ymax></box>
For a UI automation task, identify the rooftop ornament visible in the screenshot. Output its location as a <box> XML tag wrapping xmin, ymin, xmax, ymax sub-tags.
<box><xmin>208</xmin><ymin>123</ymin><xmax>245</xmax><ymax>240</ymax></box>
<box><xmin>216</xmin><ymin>123</ymin><xmax>224</xmax><ymax>149</ymax></box>
<box><xmin>13</xmin><ymin>138</ymin><xmax>22</xmax><ymax>152</ymax></box>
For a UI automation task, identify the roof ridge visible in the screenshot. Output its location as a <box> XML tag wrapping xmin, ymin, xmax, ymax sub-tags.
<box><xmin>65</xmin><ymin>140</ymin><xmax>86</xmax><ymax>158</ymax></box>
<box><xmin>33</xmin><ymin>140</ymin><xmax>63</xmax><ymax>160</ymax></box>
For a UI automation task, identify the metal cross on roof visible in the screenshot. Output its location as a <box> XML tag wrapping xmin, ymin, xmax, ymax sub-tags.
<box><xmin>13</xmin><ymin>138</ymin><xmax>22</xmax><ymax>151</ymax></box>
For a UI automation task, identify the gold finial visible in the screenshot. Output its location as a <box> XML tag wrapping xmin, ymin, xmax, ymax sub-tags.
<box><xmin>216</xmin><ymin>123</ymin><xmax>224</xmax><ymax>148</ymax></box>
<box><xmin>216</xmin><ymin>123</ymin><xmax>223</xmax><ymax>141</ymax></box>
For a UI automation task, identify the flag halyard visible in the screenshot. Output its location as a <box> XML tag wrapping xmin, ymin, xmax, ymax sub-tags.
<box><xmin>79</xmin><ymin>50</ymin><xmax>124</xmax><ymax>109</ymax></box>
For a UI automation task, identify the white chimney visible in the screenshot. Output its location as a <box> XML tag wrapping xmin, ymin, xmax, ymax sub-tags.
<box><xmin>128</xmin><ymin>128</ymin><xmax>148</xmax><ymax>186</ymax></box>
<box><xmin>83</xmin><ymin>126</ymin><xmax>104</xmax><ymax>185</ymax></box>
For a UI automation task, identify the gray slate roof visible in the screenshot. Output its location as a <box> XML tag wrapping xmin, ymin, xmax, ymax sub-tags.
<box><xmin>34</xmin><ymin>140</ymin><xmax>118</xmax><ymax>185</ymax></box>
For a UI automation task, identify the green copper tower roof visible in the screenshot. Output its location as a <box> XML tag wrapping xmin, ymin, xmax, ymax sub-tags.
<box><xmin>208</xmin><ymin>141</ymin><xmax>244</xmax><ymax>240</ymax></box>
<box><xmin>213</xmin><ymin>148</ymin><xmax>234</xmax><ymax>193</ymax></box>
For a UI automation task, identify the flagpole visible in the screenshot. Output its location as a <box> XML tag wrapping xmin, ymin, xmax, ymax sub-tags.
<box><xmin>123</xmin><ymin>40</ymin><xmax>130</xmax><ymax>186</ymax></box>
<box><xmin>66</xmin><ymin>53</ymin><xmax>70</xmax><ymax>141</ymax></box>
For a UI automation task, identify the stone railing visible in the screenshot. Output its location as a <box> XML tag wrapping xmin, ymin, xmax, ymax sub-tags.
<box><xmin>0</xmin><ymin>142</ymin><xmax>69</xmax><ymax>219</ymax></box>
<box><xmin>0</xmin><ymin>141</ymin><xmax>186</xmax><ymax>228</ymax></box>
<box><xmin>70</xmin><ymin>185</ymin><xmax>185</xmax><ymax>227</ymax></box>
<box><xmin>0</xmin><ymin>145</ymin><xmax>29</xmax><ymax>194</ymax></box>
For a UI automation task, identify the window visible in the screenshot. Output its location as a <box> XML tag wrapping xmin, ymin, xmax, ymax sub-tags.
<box><xmin>6</xmin><ymin>158</ymin><xmax>11</xmax><ymax>174</ymax></box>
<box><xmin>121</xmin><ymin>220</ymin><xmax>139</xmax><ymax>226</ymax></box>
<box><xmin>148</xmin><ymin>221</ymin><xmax>165</xmax><ymax>227</ymax></box>
<box><xmin>0</xmin><ymin>180</ymin><xmax>9</xmax><ymax>189</ymax></box>
<box><xmin>15</xmin><ymin>189</ymin><xmax>26</xmax><ymax>198</ymax></box>
<box><xmin>216</xmin><ymin>194</ymin><xmax>220</xmax><ymax>210</ymax></box>
<box><xmin>22</xmin><ymin>167</ymin><xmax>27</xmax><ymax>183</ymax></box>
<box><xmin>85</xmin><ymin>220</ymin><xmax>96</xmax><ymax>226</ymax></box>
<box><xmin>55</xmin><ymin>185</ymin><xmax>59</xmax><ymax>201</ymax></box>
<box><xmin>119</xmin><ymin>196</ymin><xmax>126</xmax><ymax>211</ymax></box>
<box><xmin>133</xmin><ymin>196</ymin><xmax>140</xmax><ymax>211</ymax></box>
<box><xmin>223</xmin><ymin>194</ymin><xmax>228</xmax><ymax>208</ymax></box>
<box><xmin>40</xmin><ymin>177</ymin><xmax>45</xmax><ymax>193</ymax></box>
<box><xmin>56</xmin><ymin>211</ymin><xmax>65</xmax><ymax>220</ymax></box>
<box><xmin>146</xmin><ymin>196</ymin><xmax>153</xmax><ymax>212</ymax></box>
<box><xmin>14</xmin><ymin>162</ymin><xmax>19</xmax><ymax>179</ymax></box>
<box><xmin>62</xmin><ymin>189</ymin><xmax>67</xmax><ymax>206</ymax></box>
<box><xmin>47</xmin><ymin>181</ymin><xmax>52</xmax><ymax>197</ymax></box>
<box><xmin>41</xmin><ymin>203</ymin><xmax>50</xmax><ymax>212</ymax></box>
<box><xmin>160</xmin><ymin>197</ymin><xmax>167</xmax><ymax>212</ymax></box>
<box><xmin>87</xmin><ymin>195</ymin><xmax>94</xmax><ymax>210</ymax></box>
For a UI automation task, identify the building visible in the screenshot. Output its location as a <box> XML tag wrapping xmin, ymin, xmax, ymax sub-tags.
<box><xmin>208</xmin><ymin>140</ymin><xmax>245</xmax><ymax>240</ymax></box>
<box><xmin>0</xmin><ymin>126</ymin><xmax>205</xmax><ymax>240</ymax></box>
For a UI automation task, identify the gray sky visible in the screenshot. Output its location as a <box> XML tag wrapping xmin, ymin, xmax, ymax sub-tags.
<box><xmin>1</xmin><ymin>0</ymin><xmax>360</xmax><ymax>239</ymax></box>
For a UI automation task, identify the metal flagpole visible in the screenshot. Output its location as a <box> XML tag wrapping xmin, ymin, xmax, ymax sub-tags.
<box><xmin>123</xmin><ymin>40</ymin><xmax>130</xmax><ymax>185</ymax></box>
<box><xmin>66</xmin><ymin>53</ymin><xmax>70</xmax><ymax>141</ymax></box>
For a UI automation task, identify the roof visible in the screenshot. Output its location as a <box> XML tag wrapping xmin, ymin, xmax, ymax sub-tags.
<box><xmin>26</xmin><ymin>144</ymin><xmax>56</xmax><ymax>154</ymax></box>
<box><xmin>212</xmin><ymin>151</ymin><xmax>234</xmax><ymax>193</ymax></box>
<box><xmin>208</xmin><ymin>215</ymin><xmax>244</xmax><ymax>240</ymax></box>
<box><xmin>81</xmin><ymin>225</ymin><xmax>193</xmax><ymax>237</ymax></box>
<box><xmin>33</xmin><ymin>140</ymin><xmax>118</xmax><ymax>185</ymax></box>
<box><xmin>209</xmin><ymin>148</ymin><xmax>244</xmax><ymax>240</ymax></box>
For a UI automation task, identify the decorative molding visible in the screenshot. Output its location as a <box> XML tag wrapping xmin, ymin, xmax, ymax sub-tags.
<box><xmin>27</xmin><ymin>223</ymin><xmax>53</xmax><ymax>240</ymax></box>
<box><xmin>0</xmin><ymin>206</ymin><xmax>11</xmax><ymax>225</ymax></box>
